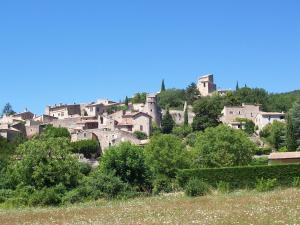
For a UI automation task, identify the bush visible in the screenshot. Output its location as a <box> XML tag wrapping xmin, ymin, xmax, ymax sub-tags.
<box><xmin>152</xmin><ymin>176</ymin><xmax>179</xmax><ymax>194</ymax></box>
<box><xmin>99</xmin><ymin>142</ymin><xmax>151</xmax><ymax>191</ymax></box>
<box><xmin>249</xmin><ymin>157</ymin><xmax>269</xmax><ymax>166</ymax></box>
<box><xmin>71</xmin><ymin>140</ymin><xmax>100</xmax><ymax>158</ymax></box>
<box><xmin>255</xmin><ymin>178</ymin><xmax>277</xmax><ymax>192</ymax></box>
<box><xmin>41</xmin><ymin>125</ymin><xmax>71</xmax><ymax>139</ymax></box>
<box><xmin>79</xmin><ymin>162</ymin><xmax>92</xmax><ymax>176</ymax></box>
<box><xmin>177</xmin><ymin>164</ymin><xmax>300</xmax><ymax>189</ymax></box>
<box><xmin>83</xmin><ymin>171</ymin><xmax>135</xmax><ymax>200</ymax></box>
<box><xmin>133</xmin><ymin>131</ymin><xmax>148</xmax><ymax>140</ymax></box>
<box><xmin>292</xmin><ymin>177</ymin><xmax>300</xmax><ymax>187</ymax></box>
<box><xmin>172</xmin><ymin>126</ymin><xmax>193</xmax><ymax>138</ymax></box>
<box><xmin>217</xmin><ymin>181</ymin><xmax>230</xmax><ymax>194</ymax></box>
<box><xmin>185</xmin><ymin>179</ymin><xmax>211</xmax><ymax>197</ymax></box>
<box><xmin>0</xmin><ymin>189</ymin><xmax>13</xmax><ymax>204</ymax></box>
<box><xmin>254</xmin><ymin>147</ymin><xmax>272</xmax><ymax>156</ymax></box>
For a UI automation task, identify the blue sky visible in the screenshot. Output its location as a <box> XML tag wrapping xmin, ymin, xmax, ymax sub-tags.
<box><xmin>0</xmin><ymin>0</ymin><xmax>299</xmax><ymax>114</ymax></box>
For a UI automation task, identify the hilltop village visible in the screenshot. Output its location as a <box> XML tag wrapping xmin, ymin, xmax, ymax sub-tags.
<box><xmin>0</xmin><ymin>74</ymin><xmax>286</xmax><ymax>152</ymax></box>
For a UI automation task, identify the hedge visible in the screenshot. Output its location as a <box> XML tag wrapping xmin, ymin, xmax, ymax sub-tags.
<box><xmin>177</xmin><ymin>164</ymin><xmax>300</xmax><ymax>189</ymax></box>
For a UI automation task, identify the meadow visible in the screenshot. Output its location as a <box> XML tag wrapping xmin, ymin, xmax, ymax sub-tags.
<box><xmin>1</xmin><ymin>188</ymin><xmax>300</xmax><ymax>225</ymax></box>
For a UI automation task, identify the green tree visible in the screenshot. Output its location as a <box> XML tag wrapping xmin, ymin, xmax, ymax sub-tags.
<box><xmin>192</xmin><ymin>96</ymin><xmax>222</xmax><ymax>131</ymax></box>
<box><xmin>158</xmin><ymin>88</ymin><xmax>186</xmax><ymax>109</ymax></box>
<box><xmin>145</xmin><ymin>134</ymin><xmax>190</xmax><ymax>179</ymax></box>
<box><xmin>10</xmin><ymin>138</ymin><xmax>82</xmax><ymax>189</ymax></box>
<box><xmin>133</xmin><ymin>131</ymin><xmax>148</xmax><ymax>140</ymax></box>
<box><xmin>124</xmin><ymin>96</ymin><xmax>129</xmax><ymax>106</ymax></box>
<box><xmin>99</xmin><ymin>142</ymin><xmax>151</xmax><ymax>191</ymax></box>
<box><xmin>261</xmin><ymin>121</ymin><xmax>286</xmax><ymax>151</ymax></box>
<box><xmin>132</xmin><ymin>92</ymin><xmax>147</xmax><ymax>104</ymax></box>
<box><xmin>289</xmin><ymin>98</ymin><xmax>300</xmax><ymax>146</ymax></box>
<box><xmin>1</xmin><ymin>103</ymin><xmax>15</xmax><ymax>116</ymax></box>
<box><xmin>286</xmin><ymin>113</ymin><xmax>297</xmax><ymax>151</ymax></box>
<box><xmin>161</xmin><ymin>108</ymin><xmax>175</xmax><ymax>134</ymax></box>
<box><xmin>71</xmin><ymin>139</ymin><xmax>101</xmax><ymax>158</ymax></box>
<box><xmin>192</xmin><ymin>125</ymin><xmax>256</xmax><ymax>168</ymax></box>
<box><xmin>236</xmin><ymin>81</ymin><xmax>239</xmax><ymax>91</ymax></box>
<box><xmin>41</xmin><ymin>125</ymin><xmax>71</xmax><ymax>139</ymax></box>
<box><xmin>185</xmin><ymin>82</ymin><xmax>200</xmax><ymax>105</ymax></box>
<box><xmin>184</xmin><ymin>106</ymin><xmax>189</xmax><ymax>126</ymax></box>
<box><xmin>161</xmin><ymin>79</ymin><xmax>166</xmax><ymax>92</ymax></box>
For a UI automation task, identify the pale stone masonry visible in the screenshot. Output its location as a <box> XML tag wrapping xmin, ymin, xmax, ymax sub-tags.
<box><xmin>197</xmin><ymin>74</ymin><xmax>217</xmax><ymax>97</ymax></box>
<box><xmin>255</xmin><ymin>112</ymin><xmax>285</xmax><ymax>131</ymax></box>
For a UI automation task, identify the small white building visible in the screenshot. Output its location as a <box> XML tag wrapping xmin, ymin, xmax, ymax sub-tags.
<box><xmin>255</xmin><ymin>112</ymin><xmax>285</xmax><ymax>130</ymax></box>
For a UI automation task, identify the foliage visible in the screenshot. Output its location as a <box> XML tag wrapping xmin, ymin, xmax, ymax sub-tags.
<box><xmin>99</xmin><ymin>142</ymin><xmax>151</xmax><ymax>191</ymax></box>
<box><xmin>236</xmin><ymin>118</ymin><xmax>255</xmax><ymax>135</ymax></box>
<box><xmin>177</xmin><ymin>164</ymin><xmax>300</xmax><ymax>189</ymax></box>
<box><xmin>131</xmin><ymin>92</ymin><xmax>147</xmax><ymax>104</ymax></box>
<box><xmin>158</xmin><ymin>88</ymin><xmax>186</xmax><ymax>110</ymax></box>
<box><xmin>161</xmin><ymin>108</ymin><xmax>175</xmax><ymax>134</ymax></box>
<box><xmin>106</xmin><ymin>105</ymin><xmax>128</xmax><ymax>114</ymax></box>
<box><xmin>71</xmin><ymin>139</ymin><xmax>100</xmax><ymax>158</ymax></box>
<box><xmin>255</xmin><ymin>178</ymin><xmax>277</xmax><ymax>192</ymax></box>
<box><xmin>9</xmin><ymin>138</ymin><xmax>82</xmax><ymax>190</ymax></box>
<box><xmin>184</xmin><ymin>179</ymin><xmax>211</xmax><ymax>197</ymax></box>
<box><xmin>80</xmin><ymin>171</ymin><xmax>135</xmax><ymax>200</ymax></box>
<box><xmin>286</xmin><ymin>113</ymin><xmax>297</xmax><ymax>151</ymax></box>
<box><xmin>152</xmin><ymin>175</ymin><xmax>178</xmax><ymax>194</ymax></box>
<box><xmin>172</xmin><ymin>125</ymin><xmax>193</xmax><ymax>138</ymax></box>
<box><xmin>161</xmin><ymin>79</ymin><xmax>166</xmax><ymax>92</ymax></box>
<box><xmin>192</xmin><ymin>125</ymin><xmax>256</xmax><ymax>168</ymax></box>
<box><xmin>41</xmin><ymin>125</ymin><xmax>71</xmax><ymax>139</ymax></box>
<box><xmin>260</xmin><ymin>121</ymin><xmax>286</xmax><ymax>150</ymax></box>
<box><xmin>185</xmin><ymin>82</ymin><xmax>200</xmax><ymax>105</ymax></box>
<box><xmin>133</xmin><ymin>131</ymin><xmax>148</xmax><ymax>140</ymax></box>
<box><xmin>184</xmin><ymin>132</ymin><xmax>199</xmax><ymax>147</ymax></box>
<box><xmin>145</xmin><ymin>134</ymin><xmax>190</xmax><ymax>179</ymax></box>
<box><xmin>235</xmin><ymin>87</ymin><xmax>269</xmax><ymax>110</ymax></box>
<box><xmin>254</xmin><ymin>147</ymin><xmax>272</xmax><ymax>156</ymax></box>
<box><xmin>217</xmin><ymin>181</ymin><xmax>231</xmax><ymax>194</ymax></box>
<box><xmin>192</xmin><ymin>96</ymin><xmax>222</xmax><ymax>131</ymax></box>
<box><xmin>124</xmin><ymin>96</ymin><xmax>129</xmax><ymax>106</ymax></box>
<box><xmin>266</xmin><ymin>90</ymin><xmax>300</xmax><ymax>112</ymax></box>
<box><xmin>292</xmin><ymin>177</ymin><xmax>300</xmax><ymax>188</ymax></box>
<box><xmin>184</xmin><ymin>107</ymin><xmax>189</xmax><ymax>126</ymax></box>
<box><xmin>289</xmin><ymin>98</ymin><xmax>300</xmax><ymax>147</ymax></box>
<box><xmin>249</xmin><ymin>157</ymin><xmax>269</xmax><ymax>166</ymax></box>
<box><xmin>1</xmin><ymin>103</ymin><xmax>15</xmax><ymax>116</ymax></box>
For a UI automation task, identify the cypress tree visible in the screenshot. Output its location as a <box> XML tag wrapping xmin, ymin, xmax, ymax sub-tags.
<box><xmin>286</xmin><ymin>113</ymin><xmax>297</xmax><ymax>151</ymax></box>
<box><xmin>184</xmin><ymin>107</ymin><xmax>189</xmax><ymax>126</ymax></box>
<box><xmin>125</xmin><ymin>96</ymin><xmax>129</xmax><ymax>106</ymax></box>
<box><xmin>161</xmin><ymin>108</ymin><xmax>175</xmax><ymax>134</ymax></box>
<box><xmin>236</xmin><ymin>81</ymin><xmax>239</xmax><ymax>91</ymax></box>
<box><xmin>161</xmin><ymin>79</ymin><xmax>166</xmax><ymax>92</ymax></box>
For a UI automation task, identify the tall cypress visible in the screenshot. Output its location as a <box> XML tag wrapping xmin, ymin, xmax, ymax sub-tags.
<box><xmin>161</xmin><ymin>79</ymin><xmax>166</xmax><ymax>92</ymax></box>
<box><xmin>184</xmin><ymin>107</ymin><xmax>189</xmax><ymax>126</ymax></box>
<box><xmin>286</xmin><ymin>113</ymin><xmax>297</xmax><ymax>151</ymax></box>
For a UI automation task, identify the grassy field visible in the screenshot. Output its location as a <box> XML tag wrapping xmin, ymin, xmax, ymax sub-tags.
<box><xmin>1</xmin><ymin>188</ymin><xmax>300</xmax><ymax>225</ymax></box>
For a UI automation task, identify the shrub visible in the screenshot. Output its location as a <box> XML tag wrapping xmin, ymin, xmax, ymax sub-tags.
<box><xmin>79</xmin><ymin>162</ymin><xmax>92</xmax><ymax>176</ymax></box>
<box><xmin>292</xmin><ymin>177</ymin><xmax>300</xmax><ymax>187</ymax></box>
<box><xmin>217</xmin><ymin>181</ymin><xmax>230</xmax><ymax>194</ymax></box>
<box><xmin>254</xmin><ymin>147</ymin><xmax>272</xmax><ymax>156</ymax></box>
<box><xmin>71</xmin><ymin>140</ymin><xmax>100</xmax><ymax>158</ymax></box>
<box><xmin>99</xmin><ymin>142</ymin><xmax>151</xmax><ymax>191</ymax></box>
<box><xmin>172</xmin><ymin>126</ymin><xmax>193</xmax><ymax>138</ymax></box>
<box><xmin>249</xmin><ymin>157</ymin><xmax>268</xmax><ymax>166</ymax></box>
<box><xmin>152</xmin><ymin>176</ymin><xmax>179</xmax><ymax>194</ymax></box>
<box><xmin>177</xmin><ymin>164</ymin><xmax>300</xmax><ymax>189</ymax></box>
<box><xmin>84</xmin><ymin>171</ymin><xmax>135</xmax><ymax>200</ymax></box>
<box><xmin>255</xmin><ymin>178</ymin><xmax>277</xmax><ymax>192</ymax></box>
<box><xmin>0</xmin><ymin>189</ymin><xmax>13</xmax><ymax>204</ymax></box>
<box><xmin>185</xmin><ymin>179</ymin><xmax>211</xmax><ymax>197</ymax></box>
<box><xmin>133</xmin><ymin>131</ymin><xmax>148</xmax><ymax>140</ymax></box>
<box><xmin>41</xmin><ymin>125</ymin><xmax>71</xmax><ymax>139</ymax></box>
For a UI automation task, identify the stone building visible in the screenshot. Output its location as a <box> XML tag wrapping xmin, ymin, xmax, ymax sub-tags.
<box><xmin>143</xmin><ymin>93</ymin><xmax>161</xmax><ymax>126</ymax></box>
<box><xmin>255</xmin><ymin>112</ymin><xmax>285</xmax><ymax>131</ymax></box>
<box><xmin>45</xmin><ymin>103</ymin><xmax>81</xmax><ymax>119</ymax></box>
<box><xmin>220</xmin><ymin>104</ymin><xmax>261</xmax><ymax>124</ymax></box>
<box><xmin>197</xmin><ymin>74</ymin><xmax>217</xmax><ymax>97</ymax></box>
<box><xmin>84</xmin><ymin>99</ymin><xmax>119</xmax><ymax>117</ymax></box>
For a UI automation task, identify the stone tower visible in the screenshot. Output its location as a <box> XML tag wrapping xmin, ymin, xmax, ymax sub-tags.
<box><xmin>144</xmin><ymin>93</ymin><xmax>161</xmax><ymax>126</ymax></box>
<box><xmin>197</xmin><ymin>74</ymin><xmax>217</xmax><ymax>96</ymax></box>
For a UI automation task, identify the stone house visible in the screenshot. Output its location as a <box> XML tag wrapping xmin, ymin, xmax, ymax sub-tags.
<box><xmin>220</xmin><ymin>104</ymin><xmax>261</xmax><ymax>124</ymax></box>
<box><xmin>33</xmin><ymin>114</ymin><xmax>57</xmax><ymax>124</ymax></box>
<box><xmin>45</xmin><ymin>103</ymin><xmax>81</xmax><ymax>119</ymax></box>
<box><xmin>0</xmin><ymin>124</ymin><xmax>22</xmax><ymax>141</ymax></box>
<box><xmin>255</xmin><ymin>112</ymin><xmax>285</xmax><ymax>131</ymax></box>
<box><xmin>84</xmin><ymin>99</ymin><xmax>119</xmax><ymax>117</ymax></box>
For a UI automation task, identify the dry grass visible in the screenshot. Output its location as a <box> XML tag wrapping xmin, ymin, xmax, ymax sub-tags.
<box><xmin>1</xmin><ymin>188</ymin><xmax>300</xmax><ymax>225</ymax></box>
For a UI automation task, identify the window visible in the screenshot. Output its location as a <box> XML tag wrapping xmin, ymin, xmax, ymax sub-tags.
<box><xmin>204</xmin><ymin>82</ymin><xmax>206</xmax><ymax>87</ymax></box>
<box><xmin>251</xmin><ymin>113</ymin><xmax>253</xmax><ymax>117</ymax></box>
<box><xmin>61</xmin><ymin>112</ymin><xmax>64</xmax><ymax>117</ymax></box>
<box><xmin>140</xmin><ymin>125</ymin><xmax>143</xmax><ymax>131</ymax></box>
<box><xmin>90</xmin><ymin>107</ymin><xmax>93</xmax><ymax>112</ymax></box>
<box><xmin>238</xmin><ymin>111</ymin><xmax>241</xmax><ymax>115</ymax></box>
<box><xmin>229</xmin><ymin>111</ymin><xmax>233</xmax><ymax>115</ymax></box>
<box><xmin>84</xmin><ymin>133</ymin><xmax>87</xmax><ymax>137</ymax></box>
<box><xmin>96</xmin><ymin>107</ymin><xmax>100</xmax><ymax>112</ymax></box>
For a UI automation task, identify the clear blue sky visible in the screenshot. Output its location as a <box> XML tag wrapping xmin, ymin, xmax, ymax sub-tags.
<box><xmin>0</xmin><ymin>0</ymin><xmax>299</xmax><ymax>114</ymax></box>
